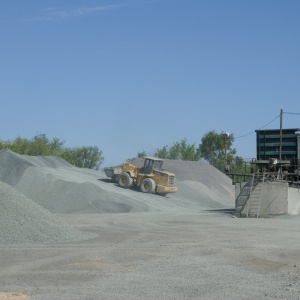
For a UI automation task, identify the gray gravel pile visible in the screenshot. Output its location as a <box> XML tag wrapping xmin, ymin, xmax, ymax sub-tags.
<box><xmin>130</xmin><ymin>158</ymin><xmax>230</xmax><ymax>183</ymax></box>
<box><xmin>0</xmin><ymin>148</ymin><xmax>71</xmax><ymax>185</ymax></box>
<box><xmin>0</xmin><ymin>150</ymin><xmax>235</xmax><ymax>244</ymax></box>
<box><xmin>130</xmin><ymin>158</ymin><xmax>234</xmax><ymax>208</ymax></box>
<box><xmin>0</xmin><ymin>149</ymin><xmax>234</xmax><ymax>215</ymax></box>
<box><xmin>0</xmin><ymin>180</ymin><xmax>92</xmax><ymax>244</ymax></box>
<box><xmin>16</xmin><ymin>170</ymin><xmax>148</xmax><ymax>214</ymax></box>
<box><xmin>0</xmin><ymin>149</ymin><xmax>149</xmax><ymax>213</ymax></box>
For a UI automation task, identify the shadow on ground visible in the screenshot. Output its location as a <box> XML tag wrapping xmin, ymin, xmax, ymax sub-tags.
<box><xmin>98</xmin><ymin>178</ymin><xmax>115</xmax><ymax>183</ymax></box>
<box><xmin>204</xmin><ymin>208</ymin><xmax>236</xmax><ymax>215</ymax></box>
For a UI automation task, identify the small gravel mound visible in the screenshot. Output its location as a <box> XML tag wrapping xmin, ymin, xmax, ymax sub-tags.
<box><xmin>0</xmin><ymin>181</ymin><xmax>92</xmax><ymax>244</ymax></box>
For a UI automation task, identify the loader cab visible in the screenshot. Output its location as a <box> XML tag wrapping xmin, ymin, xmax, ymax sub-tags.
<box><xmin>140</xmin><ymin>157</ymin><xmax>163</xmax><ymax>174</ymax></box>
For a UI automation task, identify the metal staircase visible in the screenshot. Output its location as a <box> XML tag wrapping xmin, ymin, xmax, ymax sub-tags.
<box><xmin>235</xmin><ymin>182</ymin><xmax>252</xmax><ymax>216</ymax></box>
<box><xmin>236</xmin><ymin>173</ymin><xmax>265</xmax><ymax>217</ymax></box>
<box><xmin>247</xmin><ymin>173</ymin><xmax>264</xmax><ymax>217</ymax></box>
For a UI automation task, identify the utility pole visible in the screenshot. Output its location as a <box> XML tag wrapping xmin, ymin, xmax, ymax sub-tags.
<box><xmin>279</xmin><ymin>108</ymin><xmax>283</xmax><ymax>162</ymax></box>
<box><xmin>278</xmin><ymin>108</ymin><xmax>284</xmax><ymax>178</ymax></box>
<box><xmin>224</xmin><ymin>133</ymin><xmax>227</xmax><ymax>171</ymax></box>
<box><xmin>222</xmin><ymin>132</ymin><xmax>230</xmax><ymax>173</ymax></box>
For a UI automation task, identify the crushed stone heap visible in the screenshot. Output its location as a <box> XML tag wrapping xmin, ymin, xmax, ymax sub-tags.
<box><xmin>0</xmin><ymin>149</ymin><xmax>235</xmax><ymax>216</ymax></box>
<box><xmin>130</xmin><ymin>158</ymin><xmax>235</xmax><ymax>208</ymax></box>
<box><xmin>0</xmin><ymin>149</ymin><xmax>138</xmax><ymax>214</ymax></box>
<box><xmin>0</xmin><ymin>180</ymin><xmax>93</xmax><ymax>244</ymax></box>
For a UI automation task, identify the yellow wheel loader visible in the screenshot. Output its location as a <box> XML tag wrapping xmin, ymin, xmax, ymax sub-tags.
<box><xmin>104</xmin><ymin>157</ymin><xmax>177</xmax><ymax>195</ymax></box>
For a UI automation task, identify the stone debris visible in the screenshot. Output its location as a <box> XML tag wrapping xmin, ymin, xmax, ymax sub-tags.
<box><xmin>0</xmin><ymin>180</ymin><xmax>92</xmax><ymax>244</ymax></box>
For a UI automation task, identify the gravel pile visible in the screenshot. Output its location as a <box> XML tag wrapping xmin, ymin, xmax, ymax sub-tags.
<box><xmin>0</xmin><ymin>180</ymin><xmax>92</xmax><ymax>244</ymax></box>
<box><xmin>15</xmin><ymin>168</ymin><xmax>132</xmax><ymax>213</ymax></box>
<box><xmin>130</xmin><ymin>157</ymin><xmax>231</xmax><ymax>183</ymax></box>
<box><xmin>0</xmin><ymin>148</ymin><xmax>71</xmax><ymax>186</ymax></box>
<box><xmin>0</xmin><ymin>149</ymin><xmax>136</xmax><ymax>213</ymax></box>
<box><xmin>0</xmin><ymin>149</ymin><xmax>234</xmax><ymax>244</ymax></box>
<box><xmin>130</xmin><ymin>158</ymin><xmax>234</xmax><ymax>208</ymax></box>
<box><xmin>0</xmin><ymin>149</ymin><xmax>234</xmax><ymax>214</ymax></box>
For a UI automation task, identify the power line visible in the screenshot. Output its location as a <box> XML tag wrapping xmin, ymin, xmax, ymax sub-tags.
<box><xmin>235</xmin><ymin>114</ymin><xmax>281</xmax><ymax>139</ymax></box>
<box><xmin>284</xmin><ymin>112</ymin><xmax>300</xmax><ymax>115</ymax></box>
<box><xmin>235</xmin><ymin>110</ymin><xmax>300</xmax><ymax>139</ymax></box>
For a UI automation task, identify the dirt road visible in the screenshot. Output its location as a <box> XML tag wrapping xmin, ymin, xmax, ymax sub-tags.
<box><xmin>1</xmin><ymin>211</ymin><xmax>300</xmax><ymax>300</ymax></box>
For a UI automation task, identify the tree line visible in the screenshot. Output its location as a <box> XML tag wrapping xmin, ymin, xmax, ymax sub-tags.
<box><xmin>0</xmin><ymin>131</ymin><xmax>250</xmax><ymax>175</ymax></box>
<box><xmin>0</xmin><ymin>133</ymin><xmax>104</xmax><ymax>170</ymax></box>
<box><xmin>129</xmin><ymin>130</ymin><xmax>250</xmax><ymax>175</ymax></box>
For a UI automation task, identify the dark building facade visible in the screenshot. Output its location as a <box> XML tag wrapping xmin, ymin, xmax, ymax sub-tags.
<box><xmin>256</xmin><ymin>128</ymin><xmax>300</xmax><ymax>170</ymax></box>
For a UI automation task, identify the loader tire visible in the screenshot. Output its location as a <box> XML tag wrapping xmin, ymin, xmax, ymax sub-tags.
<box><xmin>117</xmin><ymin>172</ymin><xmax>133</xmax><ymax>189</ymax></box>
<box><xmin>140</xmin><ymin>178</ymin><xmax>156</xmax><ymax>194</ymax></box>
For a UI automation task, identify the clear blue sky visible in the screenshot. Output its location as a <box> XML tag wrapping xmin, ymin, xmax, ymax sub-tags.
<box><xmin>1</xmin><ymin>0</ymin><xmax>300</xmax><ymax>167</ymax></box>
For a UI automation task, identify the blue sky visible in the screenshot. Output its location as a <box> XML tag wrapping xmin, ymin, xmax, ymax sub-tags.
<box><xmin>1</xmin><ymin>0</ymin><xmax>300</xmax><ymax>167</ymax></box>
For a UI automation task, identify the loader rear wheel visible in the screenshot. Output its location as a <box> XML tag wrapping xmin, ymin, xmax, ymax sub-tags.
<box><xmin>117</xmin><ymin>172</ymin><xmax>133</xmax><ymax>189</ymax></box>
<box><xmin>140</xmin><ymin>178</ymin><xmax>156</xmax><ymax>194</ymax></box>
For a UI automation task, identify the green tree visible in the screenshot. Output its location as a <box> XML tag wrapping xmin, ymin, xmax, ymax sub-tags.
<box><xmin>61</xmin><ymin>146</ymin><xmax>104</xmax><ymax>169</ymax></box>
<box><xmin>199</xmin><ymin>130</ymin><xmax>246</xmax><ymax>173</ymax></box>
<box><xmin>130</xmin><ymin>132</ymin><xmax>249</xmax><ymax>176</ymax></box>
<box><xmin>126</xmin><ymin>151</ymin><xmax>147</xmax><ymax>162</ymax></box>
<box><xmin>0</xmin><ymin>133</ymin><xmax>65</xmax><ymax>156</ymax></box>
<box><xmin>177</xmin><ymin>139</ymin><xmax>201</xmax><ymax>161</ymax></box>
<box><xmin>154</xmin><ymin>138</ymin><xmax>201</xmax><ymax>161</ymax></box>
<box><xmin>32</xmin><ymin>133</ymin><xmax>64</xmax><ymax>154</ymax></box>
<box><xmin>0</xmin><ymin>133</ymin><xmax>104</xmax><ymax>169</ymax></box>
<box><xmin>28</xmin><ymin>133</ymin><xmax>63</xmax><ymax>156</ymax></box>
<box><xmin>15</xmin><ymin>138</ymin><xmax>32</xmax><ymax>154</ymax></box>
<box><xmin>200</xmin><ymin>131</ymin><xmax>228</xmax><ymax>170</ymax></box>
<box><xmin>154</xmin><ymin>146</ymin><xmax>169</xmax><ymax>159</ymax></box>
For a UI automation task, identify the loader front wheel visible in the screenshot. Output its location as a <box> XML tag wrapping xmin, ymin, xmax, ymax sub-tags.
<box><xmin>117</xmin><ymin>173</ymin><xmax>133</xmax><ymax>189</ymax></box>
<box><xmin>140</xmin><ymin>178</ymin><xmax>156</xmax><ymax>194</ymax></box>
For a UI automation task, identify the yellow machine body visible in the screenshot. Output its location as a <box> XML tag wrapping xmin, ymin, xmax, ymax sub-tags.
<box><xmin>104</xmin><ymin>157</ymin><xmax>177</xmax><ymax>195</ymax></box>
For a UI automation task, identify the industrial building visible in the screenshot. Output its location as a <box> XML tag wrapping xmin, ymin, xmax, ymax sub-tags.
<box><xmin>235</xmin><ymin>128</ymin><xmax>300</xmax><ymax>217</ymax></box>
<box><xmin>255</xmin><ymin>128</ymin><xmax>300</xmax><ymax>174</ymax></box>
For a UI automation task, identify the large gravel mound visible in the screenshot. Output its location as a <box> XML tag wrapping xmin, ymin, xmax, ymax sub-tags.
<box><xmin>0</xmin><ymin>148</ymin><xmax>71</xmax><ymax>186</ymax></box>
<box><xmin>0</xmin><ymin>150</ymin><xmax>234</xmax><ymax>244</ymax></box>
<box><xmin>0</xmin><ymin>181</ymin><xmax>92</xmax><ymax>244</ymax></box>
<box><xmin>0</xmin><ymin>149</ymin><xmax>149</xmax><ymax>213</ymax></box>
<box><xmin>0</xmin><ymin>149</ymin><xmax>234</xmax><ymax>214</ymax></box>
<box><xmin>15</xmin><ymin>167</ymin><xmax>148</xmax><ymax>213</ymax></box>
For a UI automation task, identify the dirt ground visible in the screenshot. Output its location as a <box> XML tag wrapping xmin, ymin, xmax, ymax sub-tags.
<box><xmin>1</xmin><ymin>210</ymin><xmax>300</xmax><ymax>299</ymax></box>
<box><xmin>1</xmin><ymin>150</ymin><xmax>300</xmax><ymax>299</ymax></box>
